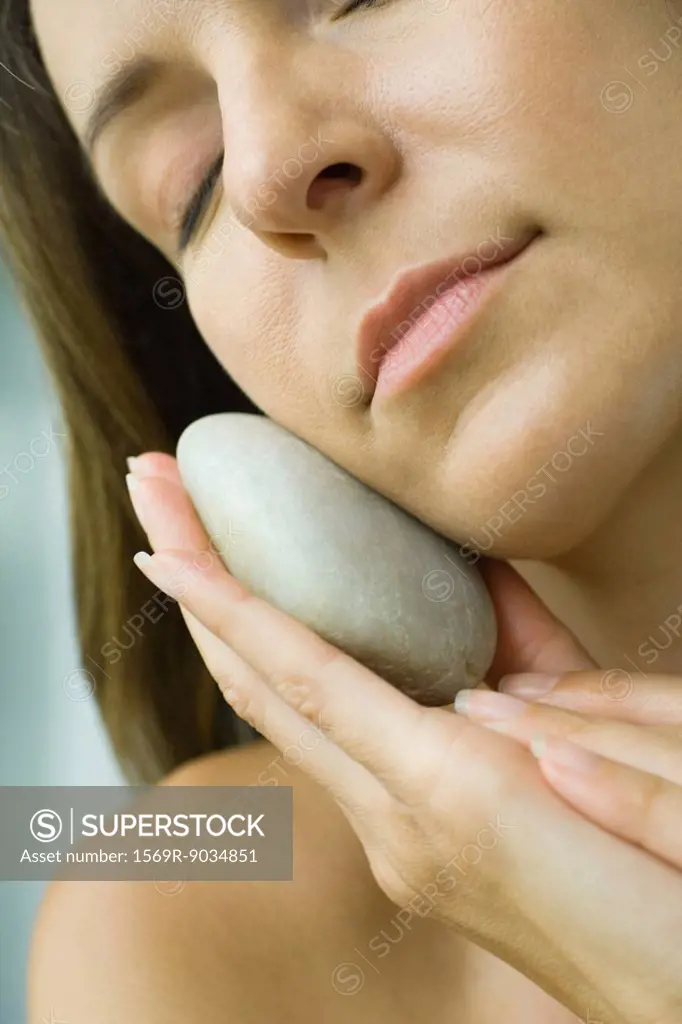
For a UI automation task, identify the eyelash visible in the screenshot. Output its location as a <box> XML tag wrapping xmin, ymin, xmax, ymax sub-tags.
<box><xmin>178</xmin><ymin>151</ymin><xmax>224</xmax><ymax>252</ymax></box>
<box><xmin>336</xmin><ymin>0</ymin><xmax>383</xmax><ymax>15</ymax></box>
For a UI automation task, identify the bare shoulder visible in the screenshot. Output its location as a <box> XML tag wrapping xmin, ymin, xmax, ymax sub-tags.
<box><xmin>27</xmin><ymin>740</ymin><xmax>388</xmax><ymax>1024</ymax></box>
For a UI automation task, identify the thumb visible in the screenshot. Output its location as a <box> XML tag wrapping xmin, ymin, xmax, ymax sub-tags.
<box><xmin>476</xmin><ymin>557</ymin><xmax>597</xmax><ymax>684</ymax></box>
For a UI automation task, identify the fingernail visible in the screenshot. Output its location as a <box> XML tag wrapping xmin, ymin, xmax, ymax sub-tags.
<box><xmin>454</xmin><ymin>689</ymin><xmax>528</xmax><ymax>721</ymax></box>
<box><xmin>499</xmin><ymin>673</ymin><xmax>558</xmax><ymax>699</ymax></box>
<box><xmin>131</xmin><ymin>550</ymin><xmax>191</xmax><ymax>600</ymax></box>
<box><xmin>126</xmin><ymin>455</ymin><xmax>140</xmax><ymax>474</ymax></box>
<box><xmin>531</xmin><ymin>734</ymin><xmax>600</xmax><ymax>773</ymax></box>
<box><xmin>132</xmin><ymin>550</ymin><xmax>169</xmax><ymax>591</ymax></box>
<box><xmin>133</xmin><ymin>550</ymin><xmax>153</xmax><ymax>570</ymax></box>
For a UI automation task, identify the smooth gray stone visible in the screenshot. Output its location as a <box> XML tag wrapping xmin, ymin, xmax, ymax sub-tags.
<box><xmin>176</xmin><ymin>413</ymin><xmax>497</xmax><ymax>705</ymax></box>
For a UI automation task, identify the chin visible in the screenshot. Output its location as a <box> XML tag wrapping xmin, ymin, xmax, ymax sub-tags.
<box><xmin>416</xmin><ymin>469</ymin><xmax>615</xmax><ymax>562</ymax></box>
<box><xmin>363</xmin><ymin>397</ymin><xmax>658</xmax><ymax>563</ymax></box>
<box><xmin>351</xmin><ymin>284</ymin><xmax>682</xmax><ymax>564</ymax></box>
<box><xmin>436</xmin><ymin>488</ymin><xmax>608</xmax><ymax>562</ymax></box>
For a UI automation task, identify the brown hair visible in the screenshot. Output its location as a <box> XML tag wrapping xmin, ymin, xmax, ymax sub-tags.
<box><xmin>0</xmin><ymin>0</ymin><xmax>262</xmax><ymax>782</ymax></box>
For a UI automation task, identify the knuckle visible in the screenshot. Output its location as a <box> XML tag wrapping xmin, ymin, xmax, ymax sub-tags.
<box><xmin>216</xmin><ymin>674</ymin><xmax>262</xmax><ymax>731</ymax></box>
<box><xmin>635</xmin><ymin>772</ymin><xmax>671</xmax><ymax>840</ymax></box>
<box><xmin>310</xmin><ymin>636</ymin><xmax>346</xmax><ymax>675</ymax></box>
<box><xmin>268</xmin><ymin>639</ymin><xmax>344</xmax><ymax>722</ymax></box>
<box><xmin>232</xmin><ymin>691</ymin><xmax>260</xmax><ymax>731</ymax></box>
<box><xmin>554</xmin><ymin>670</ymin><xmax>603</xmax><ymax>695</ymax></box>
<box><xmin>271</xmin><ymin>673</ymin><xmax>324</xmax><ymax>723</ymax></box>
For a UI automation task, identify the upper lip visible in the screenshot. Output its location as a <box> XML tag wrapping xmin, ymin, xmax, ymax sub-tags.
<box><xmin>355</xmin><ymin>230</ymin><xmax>538</xmax><ymax>402</ymax></box>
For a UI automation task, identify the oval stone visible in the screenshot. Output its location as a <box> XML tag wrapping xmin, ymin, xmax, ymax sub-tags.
<box><xmin>176</xmin><ymin>413</ymin><xmax>497</xmax><ymax>705</ymax></box>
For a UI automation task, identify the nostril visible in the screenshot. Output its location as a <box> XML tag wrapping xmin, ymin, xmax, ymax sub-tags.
<box><xmin>307</xmin><ymin>162</ymin><xmax>364</xmax><ymax>210</ymax></box>
<box><xmin>318</xmin><ymin>162</ymin><xmax>363</xmax><ymax>181</ymax></box>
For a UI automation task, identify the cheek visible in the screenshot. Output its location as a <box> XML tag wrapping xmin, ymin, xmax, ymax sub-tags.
<box><xmin>384</xmin><ymin>1</ymin><xmax>675</xmax><ymax>224</ymax></box>
<box><xmin>376</xmin><ymin>3</ymin><xmax>607</xmax><ymax>136</ymax></box>
<box><xmin>186</xmin><ymin>238</ymin><xmax>303</xmax><ymax>413</ymax></box>
<box><xmin>482</xmin><ymin>0</ymin><xmax>682</xmax><ymax>232</ymax></box>
<box><xmin>185</xmin><ymin>226</ymin><xmax>375</xmax><ymax>453</ymax></box>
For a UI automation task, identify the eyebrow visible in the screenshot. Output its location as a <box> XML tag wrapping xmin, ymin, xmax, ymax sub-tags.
<box><xmin>83</xmin><ymin>55</ymin><xmax>163</xmax><ymax>155</ymax></box>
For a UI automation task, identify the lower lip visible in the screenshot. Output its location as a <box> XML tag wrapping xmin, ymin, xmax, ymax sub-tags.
<box><xmin>373</xmin><ymin>264</ymin><xmax>507</xmax><ymax>402</ymax></box>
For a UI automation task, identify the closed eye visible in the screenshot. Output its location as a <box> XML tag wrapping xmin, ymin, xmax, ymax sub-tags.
<box><xmin>178</xmin><ymin>151</ymin><xmax>224</xmax><ymax>253</ymax></box>
<box><xmin>334</xmin><ymin>0</ymin><xmax>386</xmax><ymax>18</ymax></box>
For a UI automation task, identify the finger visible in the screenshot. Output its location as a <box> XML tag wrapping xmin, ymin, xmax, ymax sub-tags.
<box><xmin>499</xmin><ymin>669</ymin><xmax>682</xmax><ymax>725</ymax></box>
<box><xmin>125</xmin><ymin>467</ymin><xmax>257</xmax><ymax>723</ymax></box>
<box><xmin>132</xmin><ymin>545</ymin><xmax>458</xmax><ymax>801</ymax></box>
<box><xmin>127</xmin><ymin>473</ymin><xmax>388</xmax><ymax>822</ymax></box>
<box><xmin>125</xmin><ymin>471</ymin><xmax>216</xmax><ymax>674</ymax></box>
<box><xmin>478</xmin><ymin>559</ymin><xmax>597</xmax><ymax>681</ymax></box>
<box><xmin>190</xmin><ymin>622</ymin><xmax>390</xmax><ymax>828</ymax></box>
<box><xmin>126</xmin><ymin>474</ymin><xmax>218</xmax><ymax>667</ymax></box>
<box><xmin>455</xmin><ymin>688</ymin><xmax>682</xmax><ymax>785</ymax></box>
<box><xmin>128</xmin><ymin>451</ymin><xmax>181</xmax><ymax>485</ymax></box>
<box><xmin>126</xmin><ymin>472</ymin><xmax>211</xmax><ymax>551</ymax></box>
<box><xmin>127</xmin><ymin>460</ymin><xmax>249</xmax><ymax>571</ymax></box>
<box><xmin>532</xmin><ymin>734</ymin><xmax>682</xmax><ymax>872</ymax></box>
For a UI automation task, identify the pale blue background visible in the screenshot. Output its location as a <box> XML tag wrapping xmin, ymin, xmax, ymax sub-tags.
<box><xmin>0</xmin><ymin>262</ymin><xmax>124</xmax><ymax>1023</ymax></box>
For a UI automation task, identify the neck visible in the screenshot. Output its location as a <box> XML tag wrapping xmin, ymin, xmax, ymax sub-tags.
<box><xmin>520</xmin><ymin>432</ymin><xmax>682</xmax><ymax>678</ymax></box>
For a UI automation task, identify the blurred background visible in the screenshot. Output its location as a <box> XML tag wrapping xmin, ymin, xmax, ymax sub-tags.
<box><xmin>0</xmin><ymin>258</ymin><xmax>124</xmax><ymax>1023</ymax></box>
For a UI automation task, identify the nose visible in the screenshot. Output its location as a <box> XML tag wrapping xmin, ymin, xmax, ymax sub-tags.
<box><xmin>217</xmin><ymin>57</ymin><xmax>401</xmax><ymax>257</ymax></box>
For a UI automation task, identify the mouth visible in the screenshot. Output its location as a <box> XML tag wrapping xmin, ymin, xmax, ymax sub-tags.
<box><xmin>355</xmin><ymin>229</ymin><xmax>541</xmax><ymax>404</ymax></box>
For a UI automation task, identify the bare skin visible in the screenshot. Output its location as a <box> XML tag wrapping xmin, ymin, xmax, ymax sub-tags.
<box><xmin>27</xmin><ymin>455</ymin><xmax>682</xmax><ymax>1024</ymax></box>
<box><xmin>26</xmin><ymin>0</ymin><xmax>682</xmax><ymax>1019</ymax></box>
<box><xmin>30</xmin><ymin>0</ymin><xmax>682</xmax><ymax>679</ymax></box>
<box><xmin>28</xmin><ymin>740</ymin><xmax>577</xmax><ymax>1024</ymax></box>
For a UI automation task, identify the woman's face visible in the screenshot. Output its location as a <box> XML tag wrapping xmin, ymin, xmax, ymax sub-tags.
<box><xmin>34</xmin><ymin>0</ymin><xmax>682</xmax><ymax>557</ymax></box>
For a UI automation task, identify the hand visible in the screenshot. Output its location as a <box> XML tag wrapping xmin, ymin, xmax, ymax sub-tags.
<box><xmin>455</xmin><ymin>668</ymin><xmax>682</xmax><ymax>872</ymax></box>
<box><xmin>124</xmin><ymin>452</ymin><xmax>682</xmax><ymax>1024</ymax></box>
